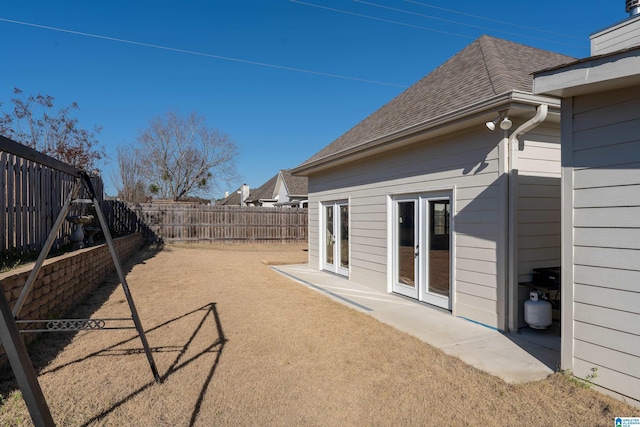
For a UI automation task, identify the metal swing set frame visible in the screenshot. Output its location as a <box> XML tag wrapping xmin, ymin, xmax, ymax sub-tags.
<box><xmin>0</xmin><ymin>136</ymin><xmax>160</xmax><ymax>426</ymax></box>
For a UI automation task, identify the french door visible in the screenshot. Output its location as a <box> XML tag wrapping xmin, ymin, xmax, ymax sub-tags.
<box><xmin>323</xmin><ymin>201</ymin><xmax>349</xmax><ymax>276</ymax></box>
<box><xmin>392</xmin><ymin>193</ymin><xmax>452</xmax><ymax>310</ymax></box>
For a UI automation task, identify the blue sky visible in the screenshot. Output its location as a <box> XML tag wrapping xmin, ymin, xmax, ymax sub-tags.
<box><xmin>0</xmin><ymin>1</ymin><xmax>625</xmax><ymax>198</ymax></box>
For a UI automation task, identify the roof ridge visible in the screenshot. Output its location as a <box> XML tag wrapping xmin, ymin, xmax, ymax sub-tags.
<box><xmin>477</xmin><ymin>35</ymin><xmax>502</xmax><ymax>96</ymax></box>
<box><xmin>479</xmin><ymin>35</ymin><xmax>576</xmax><ymax>95</ymax></box>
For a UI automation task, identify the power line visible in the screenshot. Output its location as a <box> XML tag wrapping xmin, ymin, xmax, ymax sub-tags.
<box><xmin>0</xmin><ymin>17</ymin><xmax>408</xmax><ymax>88</ymax></box>
<box><xmin>289</xmin><ymin>0</ymin><xmax>476</xmax><ymax>39</ymax></box>
<box><xmin>355</xmin><ymin>0</ymin><xmax>583</xmax><ymax>48</ymax></box>
<box><xmin>404</xmin><ymin>0</ymin><xmax>583</xmax><ymax>40</ymax></box>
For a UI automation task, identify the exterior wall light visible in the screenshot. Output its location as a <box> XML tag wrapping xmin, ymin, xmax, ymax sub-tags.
<box><xmin>485</xmin><ymin>116</ymin><xmax>501</xmax><ymax>131</ymax></box>
<box><xmin>485</xmin><ymin>111</ymin><xmax>512</xmax><ymax>130</ymax></box>
<box><xmin>500</xmin><ymin>116</ymin><xmax>513</xmax><ymax>130</ymax></box>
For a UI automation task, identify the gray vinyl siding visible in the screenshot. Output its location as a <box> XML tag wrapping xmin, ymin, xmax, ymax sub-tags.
<box><xmin>308</xmin><ymin>127</ymin><xmax>506</xmax><ymax>327</ymax></box>
<box><xmin>565</xmin><ymin>85</ymin><xmax>640</xmax><ymax>403</ymax></box>
<box><xmin>517</xmin><ymin>127</ymin><xmax>562</xmax><ymax>284</ymax></box>
<box><xmin>307</xmin><ymin>201</ymin><xmax>319</xmax><ymax>265</ymax></box>
<box><xmin>590</xmin><ymin>15</ymin><xmax>640</xmax><ymax>55</ymax></box>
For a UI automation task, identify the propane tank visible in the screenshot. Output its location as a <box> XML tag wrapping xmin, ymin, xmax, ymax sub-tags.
<box><xmin>524</xmin><ymin>291</ymin><xmax>552</xmax><ymax>329</ymax></box>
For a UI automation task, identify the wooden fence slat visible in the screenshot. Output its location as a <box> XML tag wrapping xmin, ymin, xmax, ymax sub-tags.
<box><xmin>1</xmin><ymin>149</ymin><xmax>105</xmax><ymax>255</ymax></box>
<box><xmin>2</xmin><ymin>150</ymin><xmax>305</xmax><ymax>254</ymax></box>
<box><xmin>7</xmin><ymin>155</ymin><xmax>15</xmax><ymax>252</ymax></box>
<box><xmin>0</xmin><ymin>153</ymin><xmax>5</xmax><ymax>253</ymax></box>
<box><xmin>102</xmin><ymin>202</ymin><xmax>308</xmax><ymax>244</ymax></box>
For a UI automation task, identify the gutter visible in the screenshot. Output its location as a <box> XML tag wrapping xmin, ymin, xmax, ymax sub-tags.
<box><xmin>292</xmin><ymin>91</ymin><xmax>560</xmax><ymax>176</ymax></box>
<box><xmin>506</xmin><ymin>104</ymin><xmax>549</xmax><ymax>332</ymax></box>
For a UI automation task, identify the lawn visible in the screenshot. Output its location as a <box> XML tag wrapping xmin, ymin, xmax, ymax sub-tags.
<box><xmin>0</xmin><ymin>243</ymin><xmax>637</xmax><ymax>426</ymax></box>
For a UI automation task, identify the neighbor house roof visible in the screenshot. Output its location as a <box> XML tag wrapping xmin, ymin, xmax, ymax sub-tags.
<box><xmin>217</xmin><ymin>193</ymin><xmax>240</xmax><ymax>206</ymax></box>
<box><xmin>218</xmin><ymin>186</ymin><xmax>244</xmax><ymax>205</ymax></box>
<box><xmin>246</xmin><ymin>170</ymin><xmax>308</xmax><ymax>203</ymax></box>
<box><xmin>280</xmin><ymin>170</ymin><xmax>307</xmax><ymax>197</ymax></box>
<box><xmin>246</xmin><ymin>174</ymin><xmax>279</xmax><ymax>203</ymax></box>
<box><xmin>295</xmin><ymin>35</ymin><xmax>574</xmax><ymax>172</ymax></box>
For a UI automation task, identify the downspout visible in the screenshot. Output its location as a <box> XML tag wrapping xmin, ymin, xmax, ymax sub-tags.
<box><xmin>506</xmin><ymin>104</ymin><xmax>549</xmax><ymax>332</ymax></box>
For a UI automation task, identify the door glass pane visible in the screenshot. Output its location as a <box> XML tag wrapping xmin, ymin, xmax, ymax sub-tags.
<box><xmin>325</xmin><ymin>206</ymin><xmax>334</xmax><ymax>264</ymax></box>
<box><xmin>429</xmin><ymin>200</ymin><xmax>450</xmax><ymax>296</ymax></box>
<box><xmin>397</xmin><ymin>201</ymin><xmax>415</xmax><ymax>287</ymax></box>
<box><xmin>339</xmin><ymin>205</ymin><xmax>349</xmax><ymax>269</ymax></box>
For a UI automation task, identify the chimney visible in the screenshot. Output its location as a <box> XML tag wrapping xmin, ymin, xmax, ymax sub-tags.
<box><xmin>627</xmin><ymin>0</ymin><xmax>640</xmax><ymax>16</ymax></box>
<box><xmin>240</xmin><ymin>184</ymin><xmax>250</xmax><ymax>206</ymax></box>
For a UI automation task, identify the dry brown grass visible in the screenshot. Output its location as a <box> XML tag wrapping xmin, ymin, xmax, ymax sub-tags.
<box><xmin>0</xmin><ymin>243</ymin><xmax>638</xmax><ymax>426</ymax></box>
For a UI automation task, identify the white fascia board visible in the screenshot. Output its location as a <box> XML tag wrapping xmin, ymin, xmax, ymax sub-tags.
<box><xmin>292</xmin><ymin>91</ymin><xmax>560</xmax><ymax>176</ymax></box>
<box><xmin>534</xmin><ymin>49</ymin><xmax>640</xmax><ymax>97</ymax></box>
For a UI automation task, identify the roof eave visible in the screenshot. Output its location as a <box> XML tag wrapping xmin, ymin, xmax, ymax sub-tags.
<box><xmin>291</xmin><ymin>91</ymin><xmax>561</xmax><ymax>176</ymax></box>
<box><xmin>534</xmin><ymin>47</ymin><xmax>640</xmax><ymax>97</ymax></box>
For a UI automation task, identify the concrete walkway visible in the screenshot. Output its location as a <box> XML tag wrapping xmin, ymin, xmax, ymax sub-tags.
<box><xmin>273</xmin><ymin>264</ymin><xmax>560</xmax><ymax>384</ymax></box>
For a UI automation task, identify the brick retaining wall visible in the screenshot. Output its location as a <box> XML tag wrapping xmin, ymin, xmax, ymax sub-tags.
<box><xmin>0</xmin><ymin>233</ymin><xmax>143</xmax><ymax>354</ymax></box>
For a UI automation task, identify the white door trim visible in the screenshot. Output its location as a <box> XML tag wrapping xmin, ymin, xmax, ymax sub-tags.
<box><xmin>321</xmin><ymin>200</ymin><xmax>349</xmax><ymax>277</ymax></box>
<box><xmin>391</xmin><ymin>195</ymin><xmax>419</xmax><ymax>298</ymax></box>
<box><xmin>389</xmin><ymin>190</ymin><xmax>454</xmax><ymax>311</ymax></box>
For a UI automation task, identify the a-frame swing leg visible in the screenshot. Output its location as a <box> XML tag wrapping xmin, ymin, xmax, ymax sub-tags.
<box><xmin>0</xmin><ymin>283</ymin><xmax>54</xmax><ymax>427</ymax></box>
<box><xmin>11</xmin><ymin>173</ymin><xmax>160</xmax><ymax>383</ymax></box>
<box><xmin>1</xmin><ymin>179</ymin><xmax>84</xmax><ymax>427</ymax></box>
<box><xmin>0</xmin><ymin>136</ymin><xmax>157</xmax><ymax>426</ymax></box>
<box><xmin>81</xmin><ymin>173</ymin><xmax>161</xmax><ymax>383</ymax></box>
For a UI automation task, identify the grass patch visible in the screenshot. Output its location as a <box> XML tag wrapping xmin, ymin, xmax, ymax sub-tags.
<box><xmin>0</xmin><ymin>243</ymin><xmax>637</xmax><ymax>426</ymax></box>
<box><xmin>563</xmin><ymin>367</ymin><xmax>599</xmax><ymax>389</ymax></box>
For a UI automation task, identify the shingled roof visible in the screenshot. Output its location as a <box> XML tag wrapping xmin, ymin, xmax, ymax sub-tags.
<box><xmin>280</xmin><ymin>170</ymin><xmax>308</xmax><ymax>196</ymax></box>
<box><xmin>217</xmin><ymin>187</ymin><xmax>243</xmax><ymax>205</ymax></box>
<box><xmin>246</xmin><ymin>170</ymin><xmax>308</xmax><ymax>203</ymax></box>
<box><xmin>297</xmin><ymin>35</ymin><xmax>574</xmax><ymax>169</ymax></box>
<box><xmin>246</xmin><ymin>174</ymin><xmax>279</xmax><ymax>203</ymax></box>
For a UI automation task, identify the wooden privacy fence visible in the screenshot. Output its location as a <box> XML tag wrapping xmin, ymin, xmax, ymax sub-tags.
<box><xmin>103</xmin><ymin>202</ymin><xmax>308</xmax><ymax>243</ymax></box>
<box><xmin>1</xmin><ymin>138</ymin><xmax>104</xmax><ymax>255</ymax></box>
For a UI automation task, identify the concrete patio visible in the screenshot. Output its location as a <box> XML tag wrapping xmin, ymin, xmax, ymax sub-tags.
<box><xmin>273</xmin><ymin>264</ymin><xmax>561</xmax><ymax>384</ymax></box>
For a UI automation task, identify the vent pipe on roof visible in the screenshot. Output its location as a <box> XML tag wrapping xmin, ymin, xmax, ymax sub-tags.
<box><xmin>627</xmin><ymin>0</ymin><xmax>640</xmax><ymax>16</ymax></box>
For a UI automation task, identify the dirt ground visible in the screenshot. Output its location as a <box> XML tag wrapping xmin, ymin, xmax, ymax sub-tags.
<box><xmin>0</xmin><ymin>243</ymin><xmax>638</xmax><ymax>426</ymax></box>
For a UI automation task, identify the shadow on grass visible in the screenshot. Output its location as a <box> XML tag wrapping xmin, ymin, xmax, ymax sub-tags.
<box><xmin>6</xmin><ymin>303</ymin><xmax>226</xmax><ymax>426</ymax></box>
<box><xmin>0</xmin><ymin>244</ymin><xmax>165</xmax><ymax>411</ymax></box>
<box><xmin>0</xmin><ymin>245</ymin><xmax>226</xmax><ymax>426</ymax></box>
<box><xmin>73</xmin><ymin>303</ymin><xmax>226</xmax><ymax>427</ymax></box>
<box><xmin>20</xmin><ymin>245</ymin><xmax>164</xmax><ymax>361</ymax></box>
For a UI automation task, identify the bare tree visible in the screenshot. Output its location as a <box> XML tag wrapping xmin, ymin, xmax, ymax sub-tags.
<box><xmin>137</xmin><ymin>111</ymin><xmax>238</xmax><ymax>201</ymax></box>
<box><xmin>0</xmin><ymin>87</ymin><xmax>104</xmax><ymax>171</ymax></box>
<box><xmin>113</xmin><ymin>146</ymin><xmax>148</xmax><ymax>202</ymax></box>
